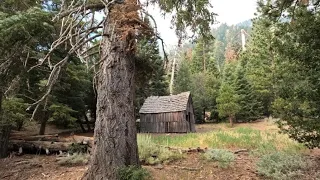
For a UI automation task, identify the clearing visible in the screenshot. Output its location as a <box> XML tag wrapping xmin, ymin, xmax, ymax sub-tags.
<box><xmin>1</xmin><ymin>120</ymin><xmax>320</xmax><ymax>180</ymax></box>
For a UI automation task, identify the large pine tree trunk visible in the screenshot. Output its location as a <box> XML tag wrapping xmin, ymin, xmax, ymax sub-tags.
<box><xmin>83</xmin><ymin>1</ymin><xmax>139</xmax><ymax>179</ymax></box>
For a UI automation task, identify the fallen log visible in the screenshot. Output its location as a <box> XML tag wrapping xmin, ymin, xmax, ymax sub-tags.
<box><xmin>9</xmin><ymin>134</ymin><xmax>93</xmax><ymax>146</ymax></box>
<box><xmin>10</xmin><ymin>134</ymin><xmax>62</xmax><ymax>142</ymax></box>
<box><xmin>9</xmin><ymin>140</ymin><xmax>73</xmax><ymax>154</ymax></box>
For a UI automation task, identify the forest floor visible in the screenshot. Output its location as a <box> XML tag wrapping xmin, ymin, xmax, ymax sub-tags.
<box><xmin>1</xmin><ymin>120</ymin><xmax>320</xmax><ymax>180</ymax></box>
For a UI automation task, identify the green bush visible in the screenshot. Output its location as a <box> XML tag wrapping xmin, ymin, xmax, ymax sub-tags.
<box><xmin>118</xmin><ymin>166</ymin><xmax>151</xmax><ymax>180</ymax></box>
<box><xmin>256</xmin><ymin>152</ymin><xmax>309</xmax><ymax>180</ymax></box>
<box><xmin>138</xmin><ymin>135</ymin><xmax>183</xmax><ymax>165</ymax></box>
<box><xmin>57</xmin><ymin>153</ymin><xmax>89</xmax><ymax>166</ymax></box>
<box><xmin>2</xmin><ymin>98</ymin><xmax>28</xmax><ymax>130</ymax></box>
<box><xmin>204</xmin><ymin>149</ymin><xmax>235</xmax><ymax>168</ymax></box>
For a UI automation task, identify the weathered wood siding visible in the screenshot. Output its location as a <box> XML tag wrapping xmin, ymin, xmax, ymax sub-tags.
<box><xmin>140</xmin><ymin>96</ymin><xmax>196</xmax><ymax>133</ymax></box>
<box><xmin>186</xmin><ymin>96</ymin><xmax>196</xmax><ymax>132</ymax></box>
<box><xmin>140</xmin><ymin>112</ymin><xmax>190</xmax><ymax>133</ymax></box>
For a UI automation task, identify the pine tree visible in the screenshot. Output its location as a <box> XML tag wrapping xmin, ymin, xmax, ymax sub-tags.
<box><xmin>191</xmin><ymin>71</ymin><xmax>219</xmax><ymax>123</ymax></box>
<box><xmin>260</xmin><ymin>0</ymin><xmax>320</xmax><ymax>148</ymax></box>
<box><xmin>216</xmin><ymin>62</ymin><xmax>240</xmax><ymax>126</ymax></box>
<box><xmin>135</xmin><ymin>34</ymin><xmax>169</xmax><ymax>118</ymax></box>
<box><xmin>175</xmin><ymin>54</ymin><xmax>220</xmax><ymax>123</ymax></box>
<box><xmin>244</xmin><ymin>18</ymin><xmax>276</xmax><ymax>116</ymax></box>
<box><xmin>174</xmin><ymin>55</ymin><xmax>192</xmax><ymax>94</ymax></box>
<box><xmin>190</xmin><ymin>37</ymin><xmax>216</xmax><ymax>73</ymax></box>
<box><xmin>234</xmin><ymin>58</ymin><xmax>263</xmax><ymax>122</ymax></box>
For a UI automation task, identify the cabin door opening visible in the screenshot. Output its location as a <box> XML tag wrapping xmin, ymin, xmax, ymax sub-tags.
<box><xmin>165</xmin><ymin>122</ymin><xmax>169</xmax><ymax>133</ymax></box>
<box><xmin>186</xmin><ymin>112</ymin><xmax>191</xmax><ymax>132</ymax></box>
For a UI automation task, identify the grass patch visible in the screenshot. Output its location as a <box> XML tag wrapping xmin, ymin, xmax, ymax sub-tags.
<box><xmin>138</xmin><ymin>135</ymin><xmax>183</xmax><ymax>165</ymax></box>
<box><xmin>118</xmin><ymin>166</ymin><xmax>151</xmax><ymax>180</ymax></box>
<box><xmin>139</xmin><ymin>127</ymin><xmax>306</xmax><ymax>157</ymax></box>
<box><xmin>256</xmin><ymin>152</ymin><xmax>310</xmax><ymax>180</ymax></box>
<box><xmin>203</xmin><ymin>149</ymin><xmax>235</xmax><ymax>168</ymax></box>
<box><xmin>57</xmin><ymin>153</ymin><xmax>90</xmax><ymax>166</ymax></box>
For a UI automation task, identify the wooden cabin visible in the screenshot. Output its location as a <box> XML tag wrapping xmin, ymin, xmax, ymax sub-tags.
<box><xmin>139</xmin><ymin>92</ymin><xmax>196</xmax><ymax>133</ymax></box>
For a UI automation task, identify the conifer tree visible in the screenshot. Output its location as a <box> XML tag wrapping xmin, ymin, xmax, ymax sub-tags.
<box><xmin>191</xmin><ymin>38</ymin><xmax>215</xmax><ymax>73</ymax></box>
<box><xmin>174</xmin><ymin>55</ymin><xmax>192</xmax><ymax>94</ymax></box>
<box><xmin>135</xmin><ymin>19</ymin><xmax>169</xmax><ymax>117</ymax></box>
<box><xmin>235</xmin><ymin>58</ymin><xmax>263</xmax><ymax>122</ymax></box>
<box><xmin>216</xmin><ymin>62</ymin><xmax>240</xmax><ymax>126</ymax></box>
<box><xmin>260</xmin><ymin>0</ymin><xmax>320</xmax><ymax>148</ymax></box>
<box><xmin>244</xmin><ymin>18</ymin><xmax>276</xmax><ymax>116</ymax></box>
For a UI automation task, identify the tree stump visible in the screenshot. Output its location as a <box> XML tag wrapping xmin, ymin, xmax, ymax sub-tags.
<box><xmin>0</xmin><ymin>124</ymin><xmax>11</xmax><ymax>158</ymax></box>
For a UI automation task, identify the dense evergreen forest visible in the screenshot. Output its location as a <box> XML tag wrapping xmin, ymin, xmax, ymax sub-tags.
<box><xmin>0</xmin><ymin>0</ymin><xmax>320</xmax><ymax>179</ymax></box>
<box><xmin>173</xmin><ymin>1</ymin><xmax>320</xmax><ymax>148</ymax></box>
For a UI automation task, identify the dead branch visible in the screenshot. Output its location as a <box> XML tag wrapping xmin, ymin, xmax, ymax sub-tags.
<box><xmin>233</xmin><ymin>149</ymin><xmax>249</xmax><ymax>154</ymax></box>
<box><xmin>172</xmin><ymin>165</ymin><xmax>203</xmax><ymax>171</ymax></box>
<box><xmin>54</xmin><ymin>2</ymin><xmax>105</xmax><ymax>21</ymax></box>
<box><xmin>140</xmin><ymin>8</ymin><xmax>169</xmax><ymax>64</ymax></box>
<box><xmin>26</xmin><ymin>0</ymin><xmax>164</xmax><ymax>123</ymax></box>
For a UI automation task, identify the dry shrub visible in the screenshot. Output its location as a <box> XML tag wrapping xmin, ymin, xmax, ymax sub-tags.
<box><xmin>57</xmin><ymin>153</ymin><xmax>89</xmax><ymax>166</ymax></box>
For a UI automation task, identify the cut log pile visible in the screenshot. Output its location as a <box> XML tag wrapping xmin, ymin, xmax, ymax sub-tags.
<box><xmin>8</xmin><ymin>134</ymin><xmax>93</xmax><ymax>155</ymax></box>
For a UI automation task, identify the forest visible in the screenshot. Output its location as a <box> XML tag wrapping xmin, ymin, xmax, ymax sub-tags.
<box><xmin>0</xmin><ymin>0</ymin><xmax>320</xmax><ymax>179</ymax></box>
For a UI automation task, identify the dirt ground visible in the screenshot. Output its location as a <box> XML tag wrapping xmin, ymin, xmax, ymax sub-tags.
<box><xmin>0</xmin><ymin>150</ymin><xmax>319</xmax><ymax>180</ymax></box>
<box><xmin>1</xmin><ymin>121</ymin><xmax>320</xmax><ymax>180</ymax></box>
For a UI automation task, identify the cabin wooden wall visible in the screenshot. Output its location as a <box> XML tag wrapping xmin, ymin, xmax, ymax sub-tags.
<box><xmin>140</xmin><ymin>112</ymin><xmax>190</xmax><ymax>133</ymax></box>
<box><xmin>186</xmin><ymin>96</ymin><xmax>196</xmax><ymax>132</ymax></box>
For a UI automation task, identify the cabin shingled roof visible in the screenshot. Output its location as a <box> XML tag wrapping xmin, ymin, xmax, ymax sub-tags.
<box><xmin>139</xmin><ymin>92</ymin><xmax>190</xmax><ymax>114</ymax></box>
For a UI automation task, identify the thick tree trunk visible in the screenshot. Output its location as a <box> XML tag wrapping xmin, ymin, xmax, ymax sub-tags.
<box><xmin>83</xmin><ymin>1</ymin><xmax>139</xmax><ymax>179</ymax></box>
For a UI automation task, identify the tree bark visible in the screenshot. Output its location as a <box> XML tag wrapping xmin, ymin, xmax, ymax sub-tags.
<box><xmin>0</xmin><ymin>89</ymin><xmax>3</xmax><ymax>121</ymax></box>
<box><xmin>83</xmin><ymin>111</ymin><xmax>92</xmax><ymax>132</ymax></box>
<box><xmin>229</xmin><ymin>115</ymin><xmax>234</xmax><ymax>127</ymax></box>
<box><xmin>0</xmin><ymin>125</ymin><xmax>11</xmax><ymax>158</ymax></box>
<box><xmin>83</xmin><ymin>1</ymin><xmax>140</xmax><ymax>179</ymax></box>
<box><xmin>39</xmin><ymin>120</ymin><xmax>46</xmax><ymax>135</ymax></box>
<box><xmin>39</xmin><ymin>110</ymin><xmax>49</xmax><ymax>135</ymax></box>
<box><xmin>0</xmin><ymin>87</ymin><xmax>3</xmax><ymax>116</ymax></box>
<box><xmin>203</xmin><ymin>42</ymin><xmax>206</xmax><ymax>72</ymax></box>
<box><xmin>203</xmin><ymin>108</ymin><xmax>206</xmax><ymax>123</ymax></box>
